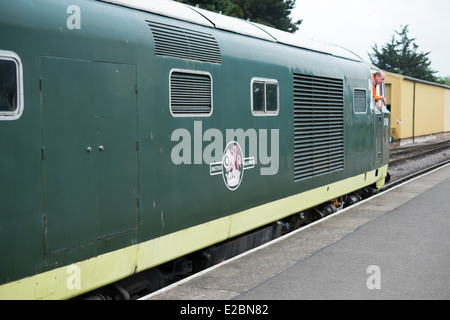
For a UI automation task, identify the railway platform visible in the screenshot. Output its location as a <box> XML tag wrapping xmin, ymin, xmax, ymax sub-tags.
<box><xmin>144</xmin><ymin>163</ymin><xmax>450</xmax><ymax>300</ymax></box>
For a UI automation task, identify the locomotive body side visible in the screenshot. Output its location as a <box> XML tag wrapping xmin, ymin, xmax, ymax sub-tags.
<box><xmin>0</xmin><ymin>0</ymin><xmax>389</xmax><ymax>299</ymax></box>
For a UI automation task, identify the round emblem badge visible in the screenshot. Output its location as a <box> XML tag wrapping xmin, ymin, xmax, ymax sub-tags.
<box><xmin>222</xmin><ymin>141</ymin><xmax>244</xmax><ymax>191</ymax></box>
<box><xmin>209</xmin><ymin>141</ymin><xmax>255</xmax><ymax>191</ymax></box>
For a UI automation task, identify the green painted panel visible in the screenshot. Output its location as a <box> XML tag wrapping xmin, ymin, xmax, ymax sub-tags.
<box><xmin>41</xmin><ymin>57</ymin><xmax>138</xmax><ymax>253</ymax></box>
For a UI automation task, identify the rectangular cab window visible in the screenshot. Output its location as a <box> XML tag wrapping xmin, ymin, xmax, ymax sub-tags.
<box><xmin>0</xmin><ymin>60</ymin><xmax>17</xmax><ymax>112</ymax></box>
<box><xmin>0</xmin><ymin>51</ymin><xmax>23</xmax><ymax>120</ymax></box>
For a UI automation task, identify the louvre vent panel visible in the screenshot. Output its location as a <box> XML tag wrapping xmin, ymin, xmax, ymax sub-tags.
<box><xmin>354</xmin><ymin>89</ymin><xmax>367</xmax><ymax>113</ymax></box>
<box><xmin>170</xmin><ymin>72</ymin><xmax>212</xmax><ymax>116</ymax></box>
<box><xmin>147</xmin><ymin>21</ymin><xmax>222</xmax><ymax>64</ymax></box>
<box><xmin>293</xmin><ymin>74</ymin><xmax>345</xmax><ymax>181</ymax></box>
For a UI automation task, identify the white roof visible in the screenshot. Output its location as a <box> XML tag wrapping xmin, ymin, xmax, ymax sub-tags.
<box><xmin>99</xmin><ymin>0</ymin><xmax>214</xmax><ymax>27</ymax></box>
<box><xmin>250</xmin><ymin>22</ymin><xmax>362</xmax><ymax>61</ymax></box>
<box><xmin>191</xmin><ymin>7</ymin><xmax>276</xmax><ymax>42</ymax></box>
<box><xmin>98</xmin><ymin>0</ymin><xmax>362</xmax><ymax>61</ymax></box>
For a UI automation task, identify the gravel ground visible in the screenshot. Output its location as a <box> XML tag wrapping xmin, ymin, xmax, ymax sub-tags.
<box><xmin>388</xmin><ymin>147</ymin><xmax>450</xmax><ymax>182</ymax></box>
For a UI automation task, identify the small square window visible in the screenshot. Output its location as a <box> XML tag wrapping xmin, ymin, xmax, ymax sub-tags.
<box><xmin>0</xmin><ymin>51</ymin><xmax>23</xmax><ymax>120</ymax></box>
<box><xmin>251</xmin><ymin>78</ymin><xmax>279</xmax><ymax>116</ymax></box>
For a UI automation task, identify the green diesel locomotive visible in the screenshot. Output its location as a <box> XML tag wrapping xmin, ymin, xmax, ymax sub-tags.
<box><xmin>0</xmin><ymin>0</ymin><xmax>390</xmax><ymax>299</ymax></box>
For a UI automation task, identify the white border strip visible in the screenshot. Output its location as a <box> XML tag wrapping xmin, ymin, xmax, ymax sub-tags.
<box><xmin>140</xmin><ymin>162</ymin><xmax>450</xmax><ymax>300</ymax></box>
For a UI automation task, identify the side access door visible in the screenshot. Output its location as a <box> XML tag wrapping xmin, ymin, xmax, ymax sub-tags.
<box><xmin>41</xmin><ymin>57</ymin><xmax>139</xmax><ymax>253</ymax></box>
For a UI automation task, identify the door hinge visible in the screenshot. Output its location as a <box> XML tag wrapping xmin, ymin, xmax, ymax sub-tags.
<box><xmin>39</xmin><ymin>78</ymin><xmax>43</xmax><ymax>91</ymax></box>
<box><xmin>41</xmin><ymin>147</ymin><xmax>45</xmax><ymax>160</ymax></box>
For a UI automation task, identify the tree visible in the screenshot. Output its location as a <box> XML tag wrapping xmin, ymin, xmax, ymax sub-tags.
<box><xmin>436</xmin><ymin>76</ymin><xmax>450</xmax><ymax>86</ymax></box>
<box><xmin>369</xmin><ymin>25</ymin><xmax>438</xmax><ymax>82</ymax></box>
<box><xmin>175</xmin><ymin>0</ymin><xmax>240</xmax><ymax>17</ymax></box>
<box><xmin>175</xmin><ymin>0</ymin><xmax>302</xmax><ymax>33</ymax></box>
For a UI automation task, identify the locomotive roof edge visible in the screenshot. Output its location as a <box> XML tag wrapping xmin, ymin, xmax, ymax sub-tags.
<box><xmin>97</xmin><ymin>0</ymin><xmax>364</xmax><ymax>62</ymax></box>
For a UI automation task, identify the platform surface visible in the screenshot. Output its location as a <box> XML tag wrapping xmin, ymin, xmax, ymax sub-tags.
<box><xmin>146</xmin><ymin>164</ymin><xmax>450</xmax><ymax>300</ymax></box>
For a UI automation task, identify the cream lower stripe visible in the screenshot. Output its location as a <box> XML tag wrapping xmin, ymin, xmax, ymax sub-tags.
<box><xmin>0</xmin><ymin>165</ymin><xmax>387</xmax><ymax>299</ymax></box>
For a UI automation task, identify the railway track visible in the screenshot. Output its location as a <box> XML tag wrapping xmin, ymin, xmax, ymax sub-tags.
<box><xmin>389</xmin><ymin>139</ymin><xmax>450</xmax><ymax>165</ymax></box>
<box><xmin>382</xmin><ymin>158</ymin><xmax>450</xmax><ymax>193</ymax></box>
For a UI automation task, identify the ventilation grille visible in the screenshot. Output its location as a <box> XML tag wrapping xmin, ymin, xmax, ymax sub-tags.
<box><xmin>170</xmin><ymin>71</ymin><xmax>212</xmax><ymax>116</ymax></box>
<box><xmin>147</xmin><ymin>21</ymin><xmax>222</xmax><ymax>64</ymax></box>
<box><xmin>354</xmin><ymin>89</ymin><xmax>367</xmax><ymax>113</ymax></box>
<box><xmin>293</xmin><ymin>74</ymin><xmax>344</xmax><ymax>181</ymax></box>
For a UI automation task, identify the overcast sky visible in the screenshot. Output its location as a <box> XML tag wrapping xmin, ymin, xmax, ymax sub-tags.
<box><xmin>291</xmin><ymin>0</ymin><xmax>450</xmax><ymax>77</ymax></box>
